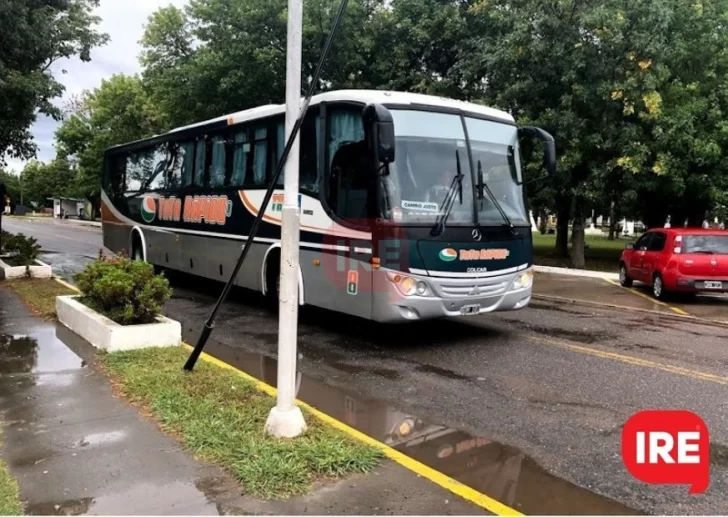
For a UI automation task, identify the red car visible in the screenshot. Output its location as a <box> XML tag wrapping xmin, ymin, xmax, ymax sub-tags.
<box><xmin>619</xmin><ymin>228</ymin><xmax>728</xmax><ymax>299</ymax></box>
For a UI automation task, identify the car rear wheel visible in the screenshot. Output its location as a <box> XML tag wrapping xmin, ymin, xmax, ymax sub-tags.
<box><xmin>652</xmin><ymin>273</ymin><xmax>666</xmax><ymax>300</ymax></box>
<box><xmin>619</xmin><ymin>263</ymin><xmax>633</xmax><ymax>287</ymax></box>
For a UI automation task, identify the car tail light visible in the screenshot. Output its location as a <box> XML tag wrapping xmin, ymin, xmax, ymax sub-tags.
<box><xmin>674</xmin><ymin>235</ymin><xmax>682</xmax><ymax>254</ymax></box>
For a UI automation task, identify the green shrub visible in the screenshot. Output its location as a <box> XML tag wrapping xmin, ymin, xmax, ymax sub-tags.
<box><xmin>0</xmin><ymin>231</ymin><xmax>16</xmax><ymax>255</ymax></box>
<box><xmin>1</xmin><ymin>232</ymin><xmax>41</xmax><ymax>274</ymax></box>
<box><xmin>12</xmin><ymin>233</ymin><xmax>41</xmax><ymax>266</ymax></box>
<box><xmin>73</xmin><ymin>254</ymin><xmax>172</xmax><ymax>325</ymax></box>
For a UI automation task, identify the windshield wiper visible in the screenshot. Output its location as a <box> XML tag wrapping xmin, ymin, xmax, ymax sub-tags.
<box><xmin>431</xmin><ymin>150</ymin><xmax>464</xmax><ymax>237</ymax></box>
<box><xmin>477</xmin><ymin>159</ymin><xmax>516</xmax><ymax>235</ymax></box>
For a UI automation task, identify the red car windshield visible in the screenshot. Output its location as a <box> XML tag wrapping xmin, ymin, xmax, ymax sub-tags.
<box><xmin>682</xmin><ymin>234</ymin><xmax>728</xmax><ymax>254</ymax></box>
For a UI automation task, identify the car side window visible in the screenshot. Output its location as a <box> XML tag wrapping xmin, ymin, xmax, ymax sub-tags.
<box><xmin>648</xmin><ymin>232</ymin><xmax>667</xmax><ymax>252</ymax></box>
<box><xmin>634</xmin><ymin>233</ymin><xmax>653</xmax><ymax>251</ymax></box>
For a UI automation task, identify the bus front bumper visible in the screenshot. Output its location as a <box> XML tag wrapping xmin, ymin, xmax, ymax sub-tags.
<box><xmin>371</xmin><ymin>268</ymin><xmax>533</xmax><ymax>322</ymax></box>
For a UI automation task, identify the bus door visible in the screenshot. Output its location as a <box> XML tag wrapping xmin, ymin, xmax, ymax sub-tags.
<box><xmin>313</xmin><ymin>106</ymin><xmax>373</xmax><ymax>319</ymax></box>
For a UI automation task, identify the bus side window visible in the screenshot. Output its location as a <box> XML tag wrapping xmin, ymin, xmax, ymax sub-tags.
<box><xmin>231</xmin><ymin>129</ymin><xmax>250</xmax><ymax>186</ymax></box>
<box><xmin>165</xmin><ymin>142</ymin><xmax>184</xmax><ymax>190</ymax></box>
<box><xmin>326</xmin><ymin>109</ymin><xmax>366</xmax><ymax>220</ymax></box>
<box><xmin>210</xmin><ymin>135</ymin><xmax>226</xmax><ymax>188</ymax></box>
<box><xmin>250</xmin><ymin>127</ymin><xmax>267</xmax><ymax>186</ymax></box>
<box><xmin>274</xmin><ymin>113</ymin><xmax>319</xmax><ymax>193</ymax></box>
<box><xmin>108</xmin><ymin>154</ymin><xmax>126</xmax><ymax>198</ymax></box>
<box><xmin>125</xmin><ymin>151</ymin><xmax>146</xmax><ymax>192</ymax></box>
<box><xmin>180</xmin><ymin>141</ymin><xmax>195</xmax><ymax>187</ymax></box>
<box><xmin>147</xmin><ymin>144</ymin><xmax>167</xmax><ymax>191</ymax></box>
<box><xmin>300</xmin><ymin>113</ymin><xmax>319</xmax><ymax>193</ymax></box>
<box><xmin>275</xmin><ymin>120</ymin><xmax>285</xmax><ymax>187</ymax></box>
<box><xmin>194</xmin><ymin>139</ymin><xmax>207</xmax><ymax>186</ymax></box>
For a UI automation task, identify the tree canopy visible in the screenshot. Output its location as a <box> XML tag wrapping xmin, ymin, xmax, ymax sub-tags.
<box><xmin>0</xmin><ymin>0</ymin><xmax>108</xmax><ymax>165</ymax></box>
<box><xmin>29</xmin><ymin>0</ymin><xmax>728</xmax><ymax>265</ymax></box>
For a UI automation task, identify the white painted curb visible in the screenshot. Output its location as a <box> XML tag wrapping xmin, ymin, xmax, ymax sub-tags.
<box><xmin>56</xmin><ymin>295</ymin><xmax>181</xmax><ymax>352</ymax></box>
<box><xmin>0</xmin><ymin>258</ymin><xmax>53</xmax><ymax>279</ymax></box>
<box><xmin>534</xmin><ymin>265</ymin><xmax>619</xmax><ymax>281</ymax></box>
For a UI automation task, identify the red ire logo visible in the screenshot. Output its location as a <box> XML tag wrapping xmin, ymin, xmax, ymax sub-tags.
<box><xmin>622</xmin><ymin>410</ymin><xmax>710</xmax><ymax>494</ymax></box>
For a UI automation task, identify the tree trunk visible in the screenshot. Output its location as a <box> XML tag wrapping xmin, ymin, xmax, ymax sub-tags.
<box><xmin>555</xmin><ymin>194</ymin><xmax>571</xmax><ymax>257</ymax></box>
<box><xmin>608</xmin><ymin>200</ymin><xmax>616</xmax><ymax>240</ymax></box>
<box><xmin>570</xmin><ymin>197</ymin><xmax>586</xmax><ymax>269</ymax></box>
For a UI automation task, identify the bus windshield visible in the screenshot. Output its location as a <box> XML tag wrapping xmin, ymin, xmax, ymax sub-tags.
<box><xmin>379</xmin><ymin>109</ymin><xmax>529</xmax><ymax>226</ymax></box>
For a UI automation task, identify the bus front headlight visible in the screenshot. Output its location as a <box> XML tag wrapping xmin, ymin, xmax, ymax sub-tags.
<box><xmin>400</xmin><ymin>277</ymin><xmax>417</xmax><ymax>295</ymax></box>
<box><xmin>511</xmin><ymin>269</ymin><xmax>534</xmax><ymax>290</ymax></box>
<box><xmin>387</xmin><ymin>273</ymin><xmax>431</xmax><ymax>296</ymax></box>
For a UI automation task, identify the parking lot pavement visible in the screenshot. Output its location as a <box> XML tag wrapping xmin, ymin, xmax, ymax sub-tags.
<box><xmin>534</xmin><ymin>271</ymin><xmax>728</xmax><ymax>322</ymax></box>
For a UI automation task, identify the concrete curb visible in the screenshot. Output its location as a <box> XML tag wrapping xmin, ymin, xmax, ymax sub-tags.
<box><xmin>534</xmin><ymin>265</ymin><xmax>619</xmax><ymax>281</ymax></box>
<box><xmin>56</xmin><ymin>295</ymin><xmax>181</xmax><ymax>352</ymax></box>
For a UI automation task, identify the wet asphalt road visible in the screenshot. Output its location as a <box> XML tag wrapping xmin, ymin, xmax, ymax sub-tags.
<box><xmin>4</xmin><ymin>217</ymin><xmax>728</xmax><ymax>515</ymax></box>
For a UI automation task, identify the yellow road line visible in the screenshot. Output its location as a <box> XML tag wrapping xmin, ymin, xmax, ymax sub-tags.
<box><xmin>53</xmin><ymin>277</ymin><xmax>80</xmax><ymax>292</ymax></box>
<box><xmin>528</xmin><ymin>336</ymin><xmax>728</xmax><ymax>386</ymax></box>
<box><xmin>603</xmin><ymin>278</ymin><xmax>689</xmax><ymax>316</ymax></box>
<box><xmin>181</xmin><ymin>343</ymin><xmax>522</xmax><ymax>516</ymax></box>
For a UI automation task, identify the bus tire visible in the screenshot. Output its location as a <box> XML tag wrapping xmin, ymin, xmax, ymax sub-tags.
<box><xmin>265</xmin><ymin>251</ymin><xmax>280</xmax><ymax>310</ymax></box>
<box><xmin>131</xmin><ymin>233</ymin><xmax>144</xmax><ymax>262</ymax></box>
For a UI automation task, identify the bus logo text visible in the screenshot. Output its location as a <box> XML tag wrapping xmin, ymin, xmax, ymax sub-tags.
<box><xmin>157</xmin><ymin>197</ymin><xmax>182</xmax><ymax>222</ymax></box>
<box><xmin>182</xmin><ymin>195</ymin><xmax>231</xmax><ymax>225</ymax></box>
<box><xmin>459</xmin><ymin>249</ymin><xmax>510</xmax><ymax>261</ymax></box>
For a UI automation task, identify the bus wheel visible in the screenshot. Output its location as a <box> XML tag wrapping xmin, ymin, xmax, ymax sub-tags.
<box><xmin>131</xmin><ymin>234</ymin><xmax>144</xmax><ymax>262</ymax></box>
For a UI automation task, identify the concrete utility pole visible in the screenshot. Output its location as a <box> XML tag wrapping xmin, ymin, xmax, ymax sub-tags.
<box><xmin>264</xmin><ymin>0</ymin><xmax>306</xmax><ymax>438</ymax></box>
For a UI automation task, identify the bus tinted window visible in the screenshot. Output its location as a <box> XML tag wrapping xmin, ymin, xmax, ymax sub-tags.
<box><xmin>210</xmin><ymin>136</ymin><xmax>226</xmax><ymax>187</ymax></box>
<box><xmin>194</xmin><ymin>140</ymin><xmax>207</xmax><ymax>186</ymax></box>
<box><xmin>274</xmin><ymin>114</ymin><xmax>319</xmax><ymax>192</ymax></box>
<box><xmin>300</xmin><ymin>114</ymin><xmax>319</xmax><ymax>193</ymax></box>
<box><xmin>107</xmin><ymin>154</ymin><xmax>125</xmax><ymax>197</ymax></box>
<box><xmin>326</xmin><ymin>109</ymin><xmax>367</xmax><ymax>220</ymax></box>
<box><xmin>252</xmin><ymin>127</ymin><xmax>267</xmax><ymax>185</ymax></box>
<box><xmin>125</xmin><ymin>151</ymin><xmax>152</xmax><ymax>192</ymax></box>
<box><xmin>276</xmin><ymin>121</ymin><xmax>285</xmax><ymax>187</ymax></box>
<box><xmin>181</xmin><ymin>142</ymin><xmax>195</xmax><ymax>187</ymax></box>
<box><xmin>231</xmin><ymin>131</ymin><xmax>250</xmax><ymax>186</ymax></box>
<box><xmin>147</xmin><ymin>144</ymin><xmax>167</xmax><ymax>191</ymax></box>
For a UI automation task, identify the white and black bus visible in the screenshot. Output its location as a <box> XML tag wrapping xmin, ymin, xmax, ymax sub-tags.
<box><xmin>101</xmin><ymin>90</ymin><xmax>555</xmax><ymax>322</ymax></box>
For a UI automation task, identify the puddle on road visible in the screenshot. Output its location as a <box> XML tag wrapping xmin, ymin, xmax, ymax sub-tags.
<box><xmin>25</xmin><ymin>497</ymin><xmax>95</xmax><ymax>516</ymax></box>
<box><xmin>0</xmin><ymin>327</ymin><xmax>85</xmax><ymax>375</ymax></box>
<box><xmin>200</xmin><ymin>340</ymin><xmax>639</xmax><ymax>515</ymax></box>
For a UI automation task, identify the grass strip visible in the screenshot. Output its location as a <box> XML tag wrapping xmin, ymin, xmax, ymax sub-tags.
<box><xmin>101</xmin><ymin>346</ymin><xmax>381</xmax><ymax>499</ymax></box>
<box><xmin>0</xmin><ymin>430</ymin><xmax>22</xmax><ymax>516</ymax></box>
<box><xmin>2</xmin><ymin>279</ymin><xmax>77</xmax><ymax>319</ymax></box>
<box><xmin>532</xmin><ymin>233</ymin><xmax>630</xmax><ymax>272</ymax></box>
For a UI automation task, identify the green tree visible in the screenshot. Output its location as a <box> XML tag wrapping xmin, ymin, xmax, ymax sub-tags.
<box><xmin>0</xmin><ymin>170</ymin><xmax>21</xmax><ymax>205</ymax></box>
<box><xmin>140</xmin><ymin>0</ymin><xmax>390</xmax><ymax>128</ymax></box>
<box><xmin>0</xmin><ymin>0</ymin><xmax>108</xmax><ymax>164</ymax></box>
<box><xmin>20</xmin><ymin>158</ymin><xmax>76</xmax><ymax>207</ymax></box>
<box><xmin>55</xmin><ymin>75</ymin><xmax>165</xmax><ymax>211</ymax></box>
<box><xmin>459</xmin><ymin>0</ymin><xmax>728</xmax><ymax>267</ymax></box>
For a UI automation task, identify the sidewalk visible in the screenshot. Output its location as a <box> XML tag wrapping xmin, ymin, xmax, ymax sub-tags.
<box><xmin>0</xmin><ymin>288</ymin><xmax>487</xmax><ymax>515</ymax></box>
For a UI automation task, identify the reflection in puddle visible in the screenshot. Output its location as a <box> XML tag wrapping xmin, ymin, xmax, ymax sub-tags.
<box><xmin>0</xmin><ymin>327</ymin><xmax>84</xmax><ymax>375</ymax></box>
<box><xmin>202</xmin><ymin>340</ymin><xmax>640</xmax><ymax>515</ymax></box>
<box><xmin>25</xmin><ymin>497</ymin><xmax>94</xmax><ymax>516</ymax></box>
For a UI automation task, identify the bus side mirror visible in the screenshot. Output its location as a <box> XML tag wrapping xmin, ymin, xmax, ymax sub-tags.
<box><xmin>518</xmin><ymin>126</ymin><xmax>556</xmax><ymax>177</ymax></box>
<box><xmin>363</xmin><ymin>103</ymin><xmax>395</xmax><ymax>165</ymax></box>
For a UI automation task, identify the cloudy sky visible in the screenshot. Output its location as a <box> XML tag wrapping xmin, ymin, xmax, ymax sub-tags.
<box><xmin>5</xmin><ymin>0</ymin><xmax>188</xmax><ymax>173</ymax></box>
